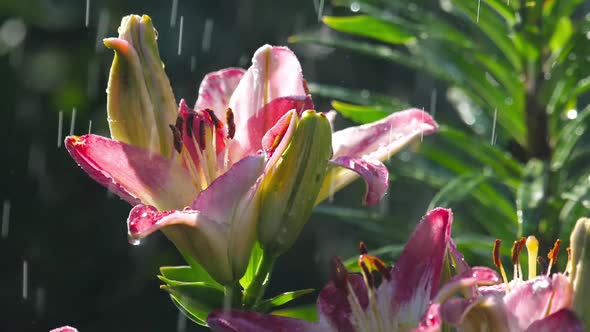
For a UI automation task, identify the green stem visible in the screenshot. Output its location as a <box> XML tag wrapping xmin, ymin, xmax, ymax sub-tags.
<box><xmin>242</xmin><ymin>250</ymin><xmax>276</xmax><ymax>308</ymax></box>
<box><xmin>224</xmin><ymin>281</ymin><xmax>242</xmax><ymax>309</ymax></box>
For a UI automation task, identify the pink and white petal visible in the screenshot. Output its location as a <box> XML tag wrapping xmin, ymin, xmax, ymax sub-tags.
<box><xmin>207</xmin><ymin>310</ymin><xmax>324</xmax><ymax>332</ymax></box>
<box><xmin>411</xmin><ymin>303</ymin><xmax>442</xmax><ymax>332</ymax></box>
<box><xmin>65</xmin><ymin>135</ymin><xmax>197</xmax><ymax>210</ymax></box>
<box><xmin>316</xmin><ymin>157</ymin><xmax>389</xmax><ymax>205</ymax></box>
<box><xmin>331</xmin><ymin>108</ymin><xmax>438</xmax><ymax>160</ymax></box>
<box><xmin>444</xmin><ymin>295</ymin><xmax>512</xmax><ymax>332</ymax></box>
<box><xmin>127</xmin><ymin>204</ymin><xmax>232</xmax><ymax>284</ymax></box>
<box><xmin>547</xmin><ymin>273</ymin><xmax>574</xmax><ymax>315</ymax></box>
<box><xmin>231</xmin><ymin>96</ymin><xmax>313</xmax><ymax>162</ymax></box>
<box><xmin>228</xmin><ymin>45</ymin><xmax>307</xmax><ymax>128</ymax></box>
<box><xmin>524</xmin><ymin>309</ymin><xmax>583</xmax><ymax>332</ymax></box>
<box><xmin>261</xmin><ymin>110</ymin><xmax>298</xmax><ymax>162</ymax></box>
<box><xmin>434</xmin><ymin>267</ymin><xmax>501</xmax><ymax>304</ymax></box>
<box><xmin>50</xmin><ymin>327</ymin><xmax>78</xmax><ymax>332</ymax></box>
<box><xmin>317</xmin><ymin>274</ymin><xmax>368</xmax><ymax>332</ymax></box>
<box><xmin>195</xmin><ymin>67</ymin><xmax>245</xmax><ymax>120</ymax></box>
<box><xmin>503</xmin><ymin>276</ymin><xmax>558</xmax><ymax>331</ymax></box>
<box><xmin>387</xmin><ymin>208</ymin><xmax>452</xmax><ymax>323</ymax></box>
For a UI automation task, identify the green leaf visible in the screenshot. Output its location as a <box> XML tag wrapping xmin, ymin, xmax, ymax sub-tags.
<box><xmin>516</xmin><ymin>159</ymin><xmax>549</xmax><ymax>237</ymax></box>
<box><xmin>323</xmin><ymin>15</ymin><xmax>416</xmax><ymax>45</ymax></box>
<box><xmin>255</xmin><ymin>289</ymin><xmax>315</xmax><ymax>312</ymax></box>
<box><xmin>427</xmin><ymin>173</ymin><xmax>491</xmax><ymax>211</ymax></box>
<box><xmin>240</xmin><ymin>241</ymin><xmax>263</xmax><ymax>289</ymax></box>
<box><xmin>307</xmin><ymin>83</ymin><xmax>409</xmax><ymax>111</ymax></box>
<box><xmin>549</xmin><ymin>17</ymin><xmax>574</xmax><ymax>54</ymax></box>
<box><xmin>552</xmin><ymin>107</ymin><xmax>590</xmax><ymax>171</ymax></box>
<box><xmin>162</xmin><ymin>282</ymin><xmax>225</xmax><ymax>326</ymax></box>
<box><xmin>271</xmin><ymin>304</ymin><xmax>318</xmax><ymax>322</ymax></box>
<box><xmin>159</xmin><ymin>266</ymin><xmax>201</xmax><ymax>283</ymax></box>
<box><xmin>559</xmin><ymin>169</ymin><xmax>590</xmax><ymax>238</ymax></box>
<box><xmin>331</xmin><ymin>100</ymin><xmax>389</xmax><ymax>124</ymax></box>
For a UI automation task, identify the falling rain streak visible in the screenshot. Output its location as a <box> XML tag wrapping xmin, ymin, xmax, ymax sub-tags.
<box><xmin>491</xmin><ymin>108</ymin><xmax>498</xmax><ymax>145</ymax></box>
<box><xmin>177</xmin><ymin>16</ymin><xmax>184</xmax><ymax>55</ymax></box>
<box><xmin>202</xmin><ymin>19</ymin><xmax>214</xmax><ymax>52</ymax></box>
<box><xmin>430</xmin><ymin>88</ymin><xmax>438</xmax><ymax>118</ymax></box>
<box><xmin>420</xmin><ymin>108</ymin><xmax>425</xmax><ymax>141</ymax></box>
<box><xmin>477</xmin><ymin>0</ymin><xmax>481</xmax><ymax>23</ymax></box>
<box><xmin>313</xmin><ymin>0</ymin><xmax>325</xmax><ymax>21</ymax></box>
<box><xmin>1</xmin><ymin>200</ymin><xmax>10</xmax><ymax>238</ymax></box>
<box><xmin>190</xmin><ymin>55</ymin><xmax>197</xmax><ymax>72</ymax></box>
<box><xmin>22</xmin><ymin>260</ymin><xmax>28</xmax><ymax>300</ymax></box>
<box><xmin>88</xmin><ymin>120</ymin><xmax>93</xmax><ymax>134</ymax></box>
<box><xmin>69</xmin><ymin>107</ymin><xmax>77</xmax><ymax>136</ymax></box>
<box><xmin>95</xmin><ymin>9</ymin><xmax>111</xmax><ymax>51</ymax></box>
<box><xmin>176</xmin><ymin>311</ymin><xmax>187</xmax><ymax>332</ymax></box>
<box><xmin>57</xmin><ymin>111</ymin><xmax>63</xmax><ymax>148</ymax></box>
<box><xmin>85</xmin><ymin>0</ymin><xmax>90</xmax><ymax>27</ymax></box>
<box><xmin>170</xmin><ymin>0</ymin><xmax>179</xmax><ymax>27</ymax></box>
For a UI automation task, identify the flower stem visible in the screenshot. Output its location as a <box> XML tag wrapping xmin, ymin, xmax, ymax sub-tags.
<box><xmin>224</xmin><ymin>281</ymin><xmax>242</xmax><ymax>309</ymax></box>
<box><xmin>242</xmin><ymin>250</ymin><xmax>276</xmax><ymax>308</ymax></box>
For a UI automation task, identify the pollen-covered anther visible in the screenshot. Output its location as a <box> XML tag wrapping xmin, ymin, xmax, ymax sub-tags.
<box><xmin>565</xmin><ymin>247</ymin><xmax>572</xmax><ymax>275</ymax></box>
<box><xmin>493</xmin><ymin>239</ymin><xmax>510</xmax><ymax>291</ymax></box>
<box><xmin>331</xmin><ymin>256</ymin><xmax>349</xmax><ymax>292</ymax></box>
<box><xmin>547</xmin><ymin>239</ymin><xmax>562</xmax><ymax>275</ymax></box>
<box><xmin>205</xmin><ymin>109</ymin><xmax>222</xmax><ymax>129</ymax></box>
<box><xmin>226</xmin><ymin>108</ymin><xmax>235</xmax><ymax>139</ymax></box>
<box><xmin>511</xmin><ymin>237</ymin><xmax>526</xmax><ymax>279</ymax></box>
<box><xmin>169</xmin><ymin>124</ymin><xmax>183</xmax><ymax>153</ymax></box>
<box><xmin>358</xmin><ymin>243</ymin><xmax>392</xmax><ymax>287</ymax></box>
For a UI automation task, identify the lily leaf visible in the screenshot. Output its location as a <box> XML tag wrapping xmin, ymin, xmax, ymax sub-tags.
<box><xmin>323</xmin><ymin>15</ymin><xmax>416</xmax><ymax>44</ymax></box>
<box><xmin>255</xmin><ymin>289</ymin><xmax>315</xmax><ymax>312</ymax></box>
<box><xmin>162</xmin><ymin>282</ymin><xmax>225</xmax><ymax>327</ymax></box>
<box><xmin>308</xmin><ymin>83</ymin><xmax>409</xmax><ymax>111</ymax></box>
<box><xmin>427</xmin><ymin>172</ymin><xmax>491</xmax><ymax>211</ymax></box>
<box><xmin>271</xmin><ymin>304</ymin><xmax>319</xmax><ymax>322</ymax></box>
<box><xmin>240</xmin><ymin>241</ymin><xmax>263</xmax><ymax>289</ymax></box>
<box><xmin>551</xmin><ymin>106</ymin><xmax>590</xmax><ymax>171</ymax></box>
<box><xmin>331</xmin><ymin>100</ymin><xmax>389</xmax><ymax>124</ymax></box>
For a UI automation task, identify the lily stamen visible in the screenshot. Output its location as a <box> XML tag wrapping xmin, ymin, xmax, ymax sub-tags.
<box><xmin>493</xmin><ymin>239</ymin><xmax>510</xmax><ymax>292</ymax></box>
<box><xmin>525</xmin><ymin>236</ymin><xmax>539</xmax><ymax>279</ymax></box>
<box><xmin>565</xmin><ymin>247</ymin><xmax>572</xmax><ymax>275</ymax></box>
<box><xmin>547</xmin><ymin>239</ymin><xmax>561</xmax><ymax>276</ymax></box>
<box><xmin>510</xmin><ymin>237</ymin><xmax>526</xmax><ymax>280</ymax></box>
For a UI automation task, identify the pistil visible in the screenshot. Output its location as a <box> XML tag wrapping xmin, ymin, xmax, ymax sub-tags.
<box><xmin>525</xmin><ymin>236</ymin><xmax>539</xmax><ymax>279</ymax></box>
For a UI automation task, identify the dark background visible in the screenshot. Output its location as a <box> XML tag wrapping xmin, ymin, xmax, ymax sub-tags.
<box><xmin>0</xmin><ymin>1</ymin><xmax>447</xmax><ymax>331</ymax></box>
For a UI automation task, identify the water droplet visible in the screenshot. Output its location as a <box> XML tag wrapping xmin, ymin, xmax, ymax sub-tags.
<box><xmin>350</xmin><ymin>2</ymin><xmax>360</xmax><ymax>12</ymax></box>
<box><xmin>504</xmin><ymin>97</ymin><xmax>513</xmax><ymax>105</ymax></box>
<box><xmin>566</xmin><ymin>109</ymin><xmax>578</xmax><ymax>120</ymax></box>
<box><xmin>129</xmin><ymin>236</ymin><xmax>142</xmax><ymax>246</ymax></box>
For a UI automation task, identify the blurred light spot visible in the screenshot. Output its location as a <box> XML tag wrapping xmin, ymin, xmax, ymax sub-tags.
<box><xmin>0</xmin><ymin>18</ymin><xmax>27</xmax><ymax>55</ymax></box>
<box><xmin>567</xmin><ymin>109</ymin><xmax>578</xmax><ymax>119</ymax></box>
<box><xmin>350</xmin><ymin>2</ymin><xmax>360</xmax><ymax>12</ymax></box>
<box><xmin>440</xmin><ymin>0</ymin><xmax>453</xmax><ymax>12</ymax></box>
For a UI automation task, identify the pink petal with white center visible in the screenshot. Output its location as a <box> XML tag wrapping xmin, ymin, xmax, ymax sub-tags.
<box><xmin>320</xmin><ymin>156</ymin><xmax>389</xmax><ymax>205</ymax></box>
<box><xmin>65</xmin><ymin>134</ymin><xmax>197</xmax><ymax>210</ymax></box>
<box><xmin>503</xmin><ymin>276</ymin><xmax>560</xmax><ymax>331</ymax></box>
<box><xmin>261</xmin><ymin>110</ymin><xmax>297</xmax><ymax>161</ymax></box>
<box><xmin>50</xmin><ymin>327</ymin><xmax>78</xmax><ymax>332</ymax></box>
<box><xmin>207</xmin><ymin>310</ymin><xmax>323</xmax><ymax>332</ymax></box>
<box><xmin>331</xmin><ymin>108</ymin><xmax>438</xmax><ymax>160</ymax></box>
<box><xmin>195</xmin><ymin>68</ymin><xmax>245</xmax><ymax>120</ymax></box>
<box><xmin>231</xmin><ymin>96</ymin><xmax>313</xmax><ymax>162</ymax></box>
<box><xmin>524</xmin><ymin>309</ymin><xmax>583</xmax><ymax>332</ymax></box>
<box><xmin>434</xmin><ymin>267</ymin><xmax>501</xmax><ymax>304</ymax></box>
<box><xmin>547</xmin><ymin>273</ymin><xmax>574</xmax><ymax>315</ymax></box>
<box><xmin>317</xmin><ymin>274</ymin><xmax>369</xmax><ymax>332</ymax></box>
<box><xmin>387</xmin><ymin>208</ymin><xmax>452</xmax><ymax>324</ymax></box>
<box><xmin>228</xmin><ymin>45</ymin><xmax>306</xmax><ymax>128</ymax></box>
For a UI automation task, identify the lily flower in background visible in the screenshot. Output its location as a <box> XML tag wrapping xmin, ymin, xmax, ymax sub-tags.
<box><xmin>49</xmin><ymin>327</ymin><xmax>78</xmax><ymax>332</ymax></box>
<box><xmin>65</xmin><ymin>14</ymin><xmax>438</xmax><ymax>284</ymax></box>
<box><xmin>208</xmin><ymin>208</ymin><xmax>453</xmax><ymax>331</ymax></box>
<box><xmin>434</xmin><ymin>234</ymin><xmax>584</xmax><ymax>331</ymax></box>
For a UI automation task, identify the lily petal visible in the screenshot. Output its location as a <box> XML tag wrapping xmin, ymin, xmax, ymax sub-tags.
<box><xmin>208</xmin><ymin>309</ymin><xmax>323</xmax><ymax>332</ymax></box>
<box><xmin>387</xmin><ymin>208</ymin><xmax>452</xmax><ymax>324</ymax></box>
<box><xmin>228</xmin><ymin>45</ymin><xmax>306</xmax><ymax>128</ymax></box>
<box><xmin>524</xmin><ymin>309</ymin><xmax>583</xmax><ymax>332</ymax></box>
<box><xmin>331</xmin><ymin>108</ymin><xmax>438</xmax><ymax>160</ymax></box>
<box><xmin>65</xmin><ymin>134</ymin><xmax>197</xmax><ymax>210</ymax></box>
<box><xmin>195</xmin><ymin>67</ymin><xmax>245</xmax><ymax>119</ymax></box>
<box><xmin>316</xmin><ymin>109</ymin><xmax>437</xmax><ymax>205</ymax></box>
<box><xmin>324</xmin><ymin>156</ymin><xmax>389</xmax><ymax>205</ymax></box>
<box><xmin>434</xmin><ymin>267</ymin><xmax>501</xmax><ymax>304</ymax></box>
<box><xmin>317</xmin><ymin>274</ymin><xmax>368</xmax><ymax>332</ymax></box>
<box><xmin>411</xmin><ymin>303</ymin><xmax>442</xmax><ymax>332</ymax></box>
<box><xmin>503</xmin><ymin>276</ymin><xmax>560</xmax><ymax>331</ymax></box>
<box><xmin>49</xmin><ymin>327</ymin><xmax>78</xmax><ymax>332</ymax></box>
<box><xmin>232</xmin><ymin>95</ymin><xmax>313</xmax><ymax>161</ymax></box>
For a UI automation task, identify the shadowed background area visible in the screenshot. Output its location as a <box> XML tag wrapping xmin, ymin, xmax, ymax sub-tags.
<box><xmin>0</xmin><ymin>1</ymin><xmax>458</xmax><ymax>331</ymax></box>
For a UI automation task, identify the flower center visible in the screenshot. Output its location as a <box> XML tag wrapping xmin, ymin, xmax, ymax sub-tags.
<box><xmin>169</xmin><ymin>100</ymin><xmax>235</xmax><ymax>191</ymax></box>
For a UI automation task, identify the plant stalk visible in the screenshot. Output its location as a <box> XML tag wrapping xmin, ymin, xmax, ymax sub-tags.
<box><xmin>242</xmin><ymin>250</ymin><xmax>276</xmax><ymax>308</ymax></box>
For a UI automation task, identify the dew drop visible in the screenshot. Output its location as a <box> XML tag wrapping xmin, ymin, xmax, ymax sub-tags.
<box><xmin>350</xmin><ymin>2</ymin><xmax>360</xmax><ymax>12</ymax></box>
<box><xmin>129</xmin><ymin>236</ymin><xmax>142</xmax><ymax>246</ymax></box>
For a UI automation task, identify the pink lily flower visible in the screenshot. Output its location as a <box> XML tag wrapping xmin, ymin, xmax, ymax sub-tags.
<box><xmin>207</xmin><ymin>208</ymin><xmax>453</xmax><ymax>331</ymax></box>
<box><xmin>432</xmin><ymin>236</ymin><xmax>584</xmax><ymax>331</ymax></box>
<box><xmin>49</xmin><ymin>327</ymin><xmax>78</xmax><ymax>332</ymax></box>
<box><xmin>65</xmin><ymin>15</ymin><xmax>438</xmax><ymax>285</ymax></box>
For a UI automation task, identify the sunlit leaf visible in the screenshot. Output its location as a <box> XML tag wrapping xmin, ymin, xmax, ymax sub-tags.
<box><xmin>255</xmin><ymin>289</ymin><xmax>315</xmax><ymax>312</ymax></box>
<box><xmin>307</xmin><ymin>83</ymin><xmax>409</xmax><ymax>111</ymax></box>
<box><xmin>516</xmin><ymin>160</ymin><xmax>549</xmax><ymax>237</ymax></box>
<box><xmin>427</xmin><ymin>173</ymin><xmax>491</xmax><ymax>211</ymax></box>
<box><xmin>323</xmin><ymin>15</ymin><xmax>416</xmax><ymax>44</ymax></box>
<box><xmin>272</xmin><ymin>304</ymin><xmax>319</xmax><ymax>322</ymax></box>
<box><xmin>240</xmin><ymin>242</ymin><xmax>263</xmax><ymax>289</ymax></box>
<box><xmin>162</xmin><ymin>282</ymin><xmax>225</xmax><ymax>327</ymax></box>
<box><xmin>552</xmin><ymin>106</ymin><xmax>590</xmax><ymax>171</ymax></box>
<box><xmin>331</xmin><ymin>100</ymin><xmax>389</xmax><ymax>124</ymax></box>
<box><xmin>549</xmin><ymin>17</ymin><xmax>574</xmax><ymax>54</ymax></box>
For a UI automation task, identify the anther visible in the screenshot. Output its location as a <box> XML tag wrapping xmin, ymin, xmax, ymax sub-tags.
<box><xmin>205</xmin><ymin>109</ymin><xmax>221</xmax><ymax>128</ymax></box>
<box><xmin>566</xmin><ymin>247</ymin><xmax>572</xmax><ymax>275</ymax></box>
<box><xmin>331</xmin><ymin>256</ymin><xmax>349</xmax><ymax>292</ymax></box>
<box><xmin>360</xmin><ymin>260</ymin><xmax>375</xmax><ymax>289</ymax></box>
<box><xmin>186</xmin><ymin>113</ymin><xmax>195</xmax><ymax>138</ymax></box>
<box><xmin>198</xmin><ymin>120</ymin><xmax>206</xmax><ymax>150</ymax></box>
<box><xmin>547</xmin><ymin>239</ymin><xmax>561</xmax><ymax>275</ymax></box>
<box><xmin>511</xmin><ymin>237</ymin><xmax>526</xmax><ymax>279</ymax></box>
<box><xmin>169</xmin><ymin>124</ymin><xmax>183</xmax><ymax>153</ymax></box>
<box><xmin>493</xmin><ymin>239</ymin><xmax>510</xmax><ymax>291</ymax></box>
<box><xmin>526</xmin><ymin>236</ymin><xmax>539</xmax><ymax>279</ymax></box>
<box><xmin>359</xmin><ymin>242</ymin><xmax>369</xmax><ymax>255</ymax></box>
<box><xmin>226</xmin><ymin>108</ymin><xmax>235</xmax><ymax>139</ymax></box>
<box><xmin>373</xmin><ymin>258</ymin><xmax>391</xmax><ymax>282</ymax></box>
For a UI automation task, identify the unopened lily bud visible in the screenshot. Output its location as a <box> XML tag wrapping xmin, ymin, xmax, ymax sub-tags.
<box><xmin>103</xmin><ymin>15</ymin><xmax>177</xmax><ymax>156</ymax></box>
<box><xmin>570</xmin><ymin>217</ymin><xmax>590</xmax><ymax>327</ymax></box>
<box><xmin>257</xmin><ymin>110</ymin><xmax>333</xmax><ymax>256</ymax></box>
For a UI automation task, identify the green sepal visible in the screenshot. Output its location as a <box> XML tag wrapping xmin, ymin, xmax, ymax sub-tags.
<box><xmin>161</xmin><ymin>282</ymin><xmax>225</xmax><ymax>327</ymax></box>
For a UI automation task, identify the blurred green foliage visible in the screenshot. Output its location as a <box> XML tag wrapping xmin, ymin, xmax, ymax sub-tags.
<box><xmin>294</xmin><ymin>0</ymin><xmax>590</xmax><ymax>264</ymax></box>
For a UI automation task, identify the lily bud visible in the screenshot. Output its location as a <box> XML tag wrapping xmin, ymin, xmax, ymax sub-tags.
<box><xmin>570</xmin><ymin>217</ymin><xmax>590</xmax><ymax>327</ymax></box>
<box><xmin>103</xmin><ymin>15</ymin><xmax>177</xmax><ymax>156</ymax></box>
<box><xmin>257</xmin><ymin>110</ymin><xmax>333</xmax><ymax>256</ymax></box>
